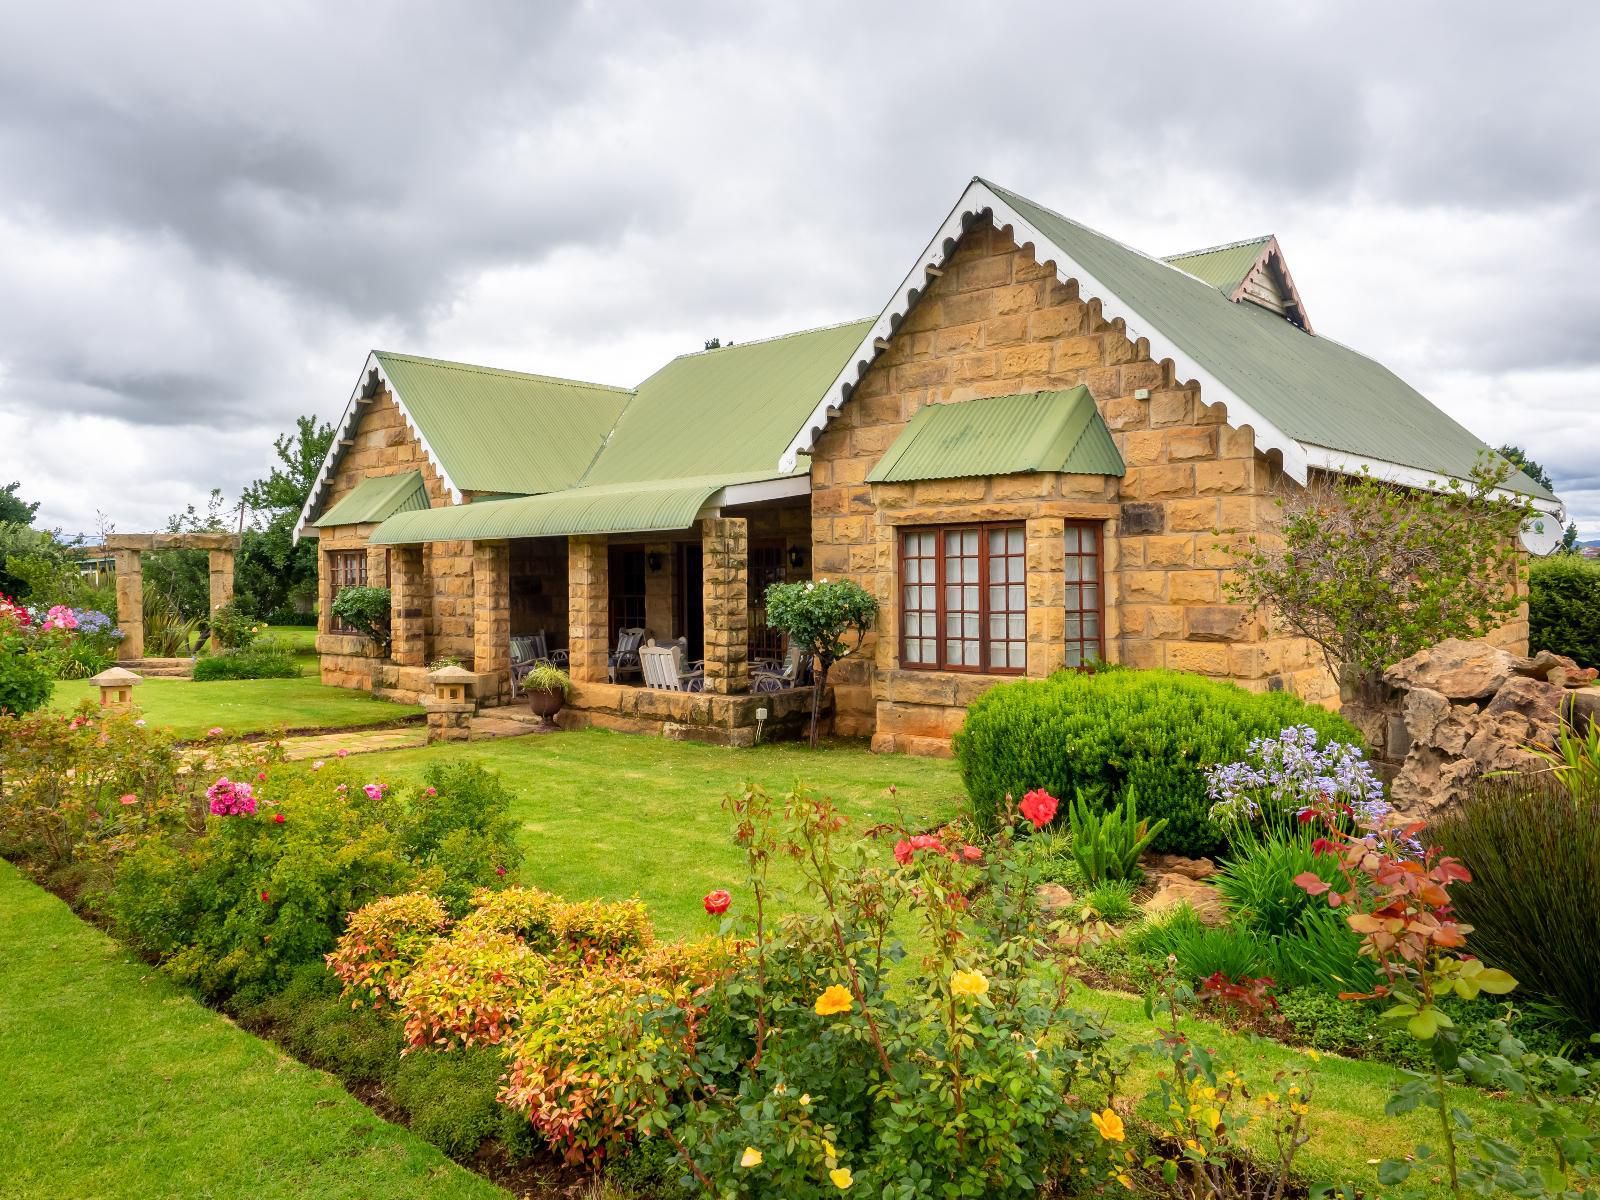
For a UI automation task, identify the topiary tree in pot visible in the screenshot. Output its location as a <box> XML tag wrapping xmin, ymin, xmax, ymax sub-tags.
<box><xmin>762</xmin><ymin>579</ymin><xmax>878</xmax><ymax>747</ymax></box>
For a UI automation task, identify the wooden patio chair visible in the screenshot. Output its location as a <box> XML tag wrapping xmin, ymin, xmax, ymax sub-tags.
<box><xmin>751</xmin><ymin>642</ymin><xmax>807</xmax><ymax>693</ymax></box>
<box><xmin>608</xmin><ymin>627</ymin><xmax>650</xmax><ymax>684</ymax></box>
<box><xmin>641</xmin><ymin>639</ymin><xmax>705</xmax><ymax>692</ymax></box>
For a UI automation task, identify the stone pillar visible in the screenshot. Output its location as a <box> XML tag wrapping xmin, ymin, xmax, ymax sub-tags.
<box><xmin>567</xmin><ymin>535</ymin><xmax>610</xmax><ymax>683</ymax></box>
<box><xmin>471</xmin><ymin>540</ymin><xmax>511</xmax><ymax>703</ymax></box>
<box><xmin>702</xmin><ymin>517</ymin><xmax>749</xmax><ymax>694</ymax></box>
<box><xmin>317</xmin><ymin>547</ymin><xmax>335</xmax><ymax>637</ymax></box>
<box><xmin>390</xmin><ymin>545</ymin><xmax>428</xmax><ymax>667</ymax></box>
<box><xmin>1025</xmin><ymin>516</ymin><xmax>1067</xmax><ymax>677</ymax></box>
<box><xmin>207</xmin><ymin>550</ymin><xmax>235</xmax><ymax>653</ymax></box>
<box><xmin>114</xmin><ymin>550</ymin><xmax>144</xmax><ymax>661</ymax></box>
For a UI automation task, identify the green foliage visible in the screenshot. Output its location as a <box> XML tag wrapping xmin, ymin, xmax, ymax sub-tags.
<box><xmin>1226</xmin><ymin>457</ymin><xmax>1536</xmax><ymax>680</ymax></box>
<box><xmin>0</xmin><ymin>480</ymin><xmax>39</xmax><ymax>525</ymax></box>
<box><xmin>395</xmin><ymin>761</ymin><xmax>524</xmax><ymax>915</ymax></box>
<box><xmin>1265</xmin><ymin>903</ymin><xmax>1376</xmax><ymax>993</ymax></box>
<box><xmin>1528</xmin><ymin>554</ymin><xmax>1600</xmax><ymax>667</ymax></box>
<box><xmin>236</xmin><ymin>415</ymin><xmax>334</xmax><ymax>618</ymax></box>
<box><xmin>207</xmin><ymin>600</ymin><xmax>260</xmax><ymax>650</ymax></box>
<box><xmin>763</xmin><ymin>578</ymin><xmax>878</xmax><ymax>746</ymax></box>
<box><xmin>192</xmin><ymin>639</ymin><xmax>301</xmax><ymax>680</ymax></box>
<box><xmin>1429</xmin><ymin>770</ymin><xmax>1600</xmax><ymax>1031</ymax></box>
<box><xmin>1011</xmin><ymin>828</ymin><xmax>1084</xmax><ymax>889</ymax></box>
<box><xmin>1214</xmin><ymin>830</ymin><xmax>1346</xmax><ymax>938</ymax></box>
<box><xmin>520</xmin><ymin>663</ymin><xmax>571</xmax><ymax>695</ymax></box>
<box><xmin>1069</xmin><ymin>787</ymin><xmax>1165</xmax><ymax>882</ymax></box>
<box><xmin>104</xmin><ymin>760</ymin><xmax>522</xmax><ymax>1003</ymax></box>
<box><xmin>332</xmin><ymin>585</ymin><xmax>392</xmax><ymax>654</ymax></box>
<box><xmin>144</xmin><ymin>490</ymin><xmax>229</xmax><ymax>620</ymax></box>
<box><xmin>955</xmin><ymin>668</ymin><xmax>1361</xmax><ymax>854</ymax></box>
<box><xmin>1084</xmin><ymin>877</ymin><xmax>1137</xmax><ymax>922</ymax></box>
<box><xmin>1133</xmin><ymin>905</ymin><xmax>1269</xmax><ymax>982</ymax></box>
<box><xmin>0</xmin><ymin>620</ymin><xmax>54</xmax><ymax>716</ymax></box>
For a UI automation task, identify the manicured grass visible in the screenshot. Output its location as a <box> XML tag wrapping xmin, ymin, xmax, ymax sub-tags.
<box><xmin>48</xmin><ymin>674</ymin><xmax>423</xmax><ymax>739</ymax></box>
<box><xmin>0</xmin><ymin>859</ymin><xmax>506</xmax><ymax>1200</ymax></box>
<box><xmin>261</xmin><ymin>624</ymin><xmax>319</xmax><ymax>656</ymax></box>
<box><xmin>292</xmin><ymin>729</ymin><xmax>967</xmax><ymax>939</ymax></box>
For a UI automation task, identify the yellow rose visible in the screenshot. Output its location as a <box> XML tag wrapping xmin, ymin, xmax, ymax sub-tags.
<box><xmin>799</xmin><ymin>1093</ymin><xmax>812</xmax><ymax>1106</ymax></box>
<box><xmin>740</xmin><ymin>1146</ymin><xmax>763</xmax><ymax>1168</ymax></box>
<box><xmin>1090</xmin><ymin>1108</ymin><xmax>1125</xmax><ymax>1142</ymax></box>
<box><xmin>829</xmin><ymin>1167</ymin><xmax>854</xmax><ymax>1190</ymax></box>
<box><xmin>950</xmin><ymin>969</ymin><xmax>989</xmax><ymax>998</ymax></box>
<box><xmin>814</xmin><ymin>984</ymin><xmax>853</xmax><ymax>1016</ymax></box>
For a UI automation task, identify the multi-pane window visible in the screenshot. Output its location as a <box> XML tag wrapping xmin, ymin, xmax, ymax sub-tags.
<box><xmin>899</xmin><ymin>524</ymin><xmax>1026</xmax><ymax>674</ymax></box>
<box><xmin>329</xmin><ymin>550</ymin><xmax>367</xmax><ymax>633</ymax></box>
<box><xmin>1063</xmin><ymin>522</ymin><xmax>1103</xmax><ymax>667</ymax></box>
<box><xmin>608</xmin><ymin>546</ymin><xmax>648</xmax><ymax>643</ymax></box>
<box><xmin>899</xmin><ymin>521</ymin><xmax>1104</xmax><ymax>673</ymax></box>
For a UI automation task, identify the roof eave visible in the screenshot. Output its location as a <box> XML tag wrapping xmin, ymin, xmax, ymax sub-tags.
<box><xmin>777</xmin><ymin>178</ymin><xmax>1314</xmax><ymax>484</ymax></box>
<box><xmin>1301</xmin><ymin>445</ymin><xmax>1565</xmax><ymax>517</ymax></box>
<box><xmin>293</xmin><ymin>351</ymin><xmax>463</xmax><ymax>543</ymax></box>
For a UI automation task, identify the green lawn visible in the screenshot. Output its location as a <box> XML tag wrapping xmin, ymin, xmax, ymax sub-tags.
<box><xmin>261</xmin><ymin>624</ymin><xmax>319</xmax><ymax>657</ymax></box>
<box><xmin>0</xmin><ymin>859</ymin><xmax>506</xmax><ymax>1200</ymax></box>
<box><xmin>49</xmin><ymin>674</ymin><xmax>423</xmax><ymax>740</ymax></box>
<box><xmin>290</xmin><ymin>729</ymin><xmax>967</xmax><ymax>939</ymax></box>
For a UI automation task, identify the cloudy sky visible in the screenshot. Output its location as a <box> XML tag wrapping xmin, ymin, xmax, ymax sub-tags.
<box><xmin>1</xmin><ymin>1</ymin><xmax>1596</xmax><ymax>538</ymax></box>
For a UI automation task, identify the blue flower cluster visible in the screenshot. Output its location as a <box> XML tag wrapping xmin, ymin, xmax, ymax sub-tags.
<box><xmin>1205</xmin><ymin>724</ymin><xmax>1387</xmax><ymax>829</ymax></box>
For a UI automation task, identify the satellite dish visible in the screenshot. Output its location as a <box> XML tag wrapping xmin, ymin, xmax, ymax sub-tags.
<box><xmin>1521</xmin><ymin>515</ymin><xmax>1563</xmax><ymax>556</ymax></box>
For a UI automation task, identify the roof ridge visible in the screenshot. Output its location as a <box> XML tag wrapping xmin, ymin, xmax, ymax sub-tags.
<box><xmin>662</xmin><ymin>316</ymin><xmax>875</xmax><ymax>365</ymax></box>
<box><xmin>373</xmin><ymin>350</ymin><xmax>634</xmax><ymax>395</ymax></box>
<box><xmin>1162</xmin><ymin>234</ymin><xmax>1275</xmax><ymax>261</ymax></box>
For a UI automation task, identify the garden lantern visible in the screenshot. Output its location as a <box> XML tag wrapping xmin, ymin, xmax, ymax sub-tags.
<box><xmin>88</xmin><ymin>666</ymin><xmax>142</xmax><ymax>710</ymax></box>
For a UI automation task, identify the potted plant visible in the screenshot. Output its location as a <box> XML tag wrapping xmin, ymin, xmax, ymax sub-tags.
<box><xmin>523</xmin><ymin>663</ymin><xmax>571</xmax><ymax>727</ymax></box>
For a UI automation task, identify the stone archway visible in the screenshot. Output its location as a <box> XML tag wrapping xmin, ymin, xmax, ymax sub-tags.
<box><xmin>104</xmin><ymin>533</ymin><xmax>240</xmax><ymax>660</ymax></box>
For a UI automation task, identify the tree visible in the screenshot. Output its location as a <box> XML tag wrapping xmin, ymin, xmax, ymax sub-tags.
<box><xmin>0</xmin><ymin>482</ymin><xmax>39</xmax><ymax>526</ymax></box>
<box><xmin>237</xmin><ymin>415</ymin><xmax>334</xmax><ymax>619</ymax></box>
<box><xmin>1228</xmin><ymin>458</ymin><xmax>1536</xmax><ymax>689</ymax></box>
<box><xmin>1497</xmin><ymin>444</ymin><xmax>1578</xmax><ymax>554</ymax></box>
<box><xmin>763</xmin><ymin>579</ymin><xmax>879</xmax><ymax>747</ymax></box>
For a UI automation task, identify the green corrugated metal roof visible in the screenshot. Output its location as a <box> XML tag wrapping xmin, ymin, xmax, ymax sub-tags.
<box><xmin>982</xmin><ymin>180</ymin><xmax>1557</xmax><ymax>502</ymax></box>
<box><xmin>373</xmin><ymin>352</ymin><xmax>631</xmax><ymax>495</ymax></box>
<box><xmin>1162</xmin><ymin>237</ymin><xmax>1271</xmax><ymax>295</ymax></box>
<box><xmin>867</xmin><ymin>387</ymin><xmax>1124</xmax><ymax>483</ymax></box>
<box><xmin>312</xmin><ymin>470</ymin><xmax>429</xmax><ymax>527</ymax></box>
<box><xmin>368</xmin><ymin>471</ymin><xmax>782</xmax><ymax>545</ymax></box>
<box><xmin>580</xmin><ymin>320</ymin><xmax>874</xmax><ymax>487</ymax></box>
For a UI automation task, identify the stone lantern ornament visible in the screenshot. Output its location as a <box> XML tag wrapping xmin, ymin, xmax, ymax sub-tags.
<box><xmin>88</xmin><ymin>666</ymin><xmax>142</xmax><ymax>710</ymax></box>
<box><xmin>425</xmin><ymin>663</ymin><xmax>478</xmax><ymax>742</ymax></box>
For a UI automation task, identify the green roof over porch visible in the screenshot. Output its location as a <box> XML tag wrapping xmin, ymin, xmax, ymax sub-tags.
<box><xmin>312</xmin><ymin>470</ymin><xmax>430</xmax><ymax>528</ymax></box>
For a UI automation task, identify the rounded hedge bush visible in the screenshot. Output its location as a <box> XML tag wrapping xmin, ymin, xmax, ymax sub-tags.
<box><xmin>953</xmin><ymin>668</ymin><xmax>1363</xmax><ymax>856</ymax></box>
<box><xmin>1529</xmin><ymin>555</ymin><xmax>1600</xmax><ymax>668</ymax></box>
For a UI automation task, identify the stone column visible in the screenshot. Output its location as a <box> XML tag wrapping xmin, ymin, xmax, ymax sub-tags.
<box><xmin>390</xmin><ymin>545</ymin><xmax>429</xmax><ymax>667</ymax></box>
<box><xmin>471</xmin><ymin>540</ymin><xmax>511</xmax><ymax>703</ymax></box>
<box><xmin>114</xmin><ymin>550</ymin><xmax>144</xmax><ymax>661</ymax></box>
<box><xmin>1025</xmin><ymin>516</ymin><xmax>1067</xmax><ymax>677</ymax></box>
<box><xmin>702</xmin><ymin>517</ymin><xmax>749</xmax><ymax>694</ymax></box>
<box><xmin>207</xmin><ymin>550</ymin><xmax>235</xmax><ymax>653</ymax></box>
<box><xmin>567</xmin><ymin>535</ymin><xmax>610</xmax><ymax>683</ymax></box>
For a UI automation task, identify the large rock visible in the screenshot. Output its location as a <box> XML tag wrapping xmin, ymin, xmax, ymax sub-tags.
<box><xmin>1511</xmin><ymin>649</ymin><xmax>1597</xmax><ymax>687</ymax></box>
<box><xmin>1384</xmin><ymin>638</ymin><xmax>1517</xmax><ymax>702</ymax></box>
<box><xmin>1143</xmin><ymin>874</ymin><xmax>1226</xmax><ymax>925</ymax></box>
<box><xmin>1146</xmin><ymin>853</ymin><xmax>1216</xmax><ymax>880</ymax></box>
<box><xmin>1390</xmin><ymin>746</ymin><xmax>1481</xmax><ymax>814</ymax></box>
<box><xmin>1564</xmin><ymin>687</ymin><xmax>1600</xmax><ymax>735</ymax></box>
<box><xmin>1402</xmin><ymin>687</ymin><xmax>1480</xmax><ymax>755</ymax></box>
<box><xmin>1482</xmin><ymin>674</ymin><xmax>1567</xmax><ymax>723</ymax></box>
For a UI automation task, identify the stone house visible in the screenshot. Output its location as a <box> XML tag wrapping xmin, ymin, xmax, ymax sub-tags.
<box><xmin>298</xmin><ymin>177</ymin><xmax>1563</xmax><ymax>753</ymax></box>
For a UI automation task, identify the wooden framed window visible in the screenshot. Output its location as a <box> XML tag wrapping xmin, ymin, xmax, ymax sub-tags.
<box><xmin>328</xmin><ymin>550</ymin><xmax>367</xmax><ymax>634</ymax></box>
<box><xmin>1063</xmin><ymin>522</ymin><xmax>1104</xmax><ymax>667</ymax></box>
<box><xmin>607</xmin><ymin>545</ymin><xmax>648</xmax><ymax>644</ymax></box>
<box><xmin>899</xmin><ymin>523</ymin><xmax>1026</xmax><ymax>674</ymax></box>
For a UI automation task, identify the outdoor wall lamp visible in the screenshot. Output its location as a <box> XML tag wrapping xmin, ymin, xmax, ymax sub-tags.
<box><xmin>646</xmin><ymin>552</ymin><xmax>663</xmax><ymax>572</ymax></box>
<box><xmin>787</xmin><ymin>545</ymin><xmax>807</xmax><ymax>569</ymax></box>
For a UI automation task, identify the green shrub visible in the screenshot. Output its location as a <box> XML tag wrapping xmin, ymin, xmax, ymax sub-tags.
<box><xmin>1083</xmin><ymin>878</ymin><xmax>1137</xmax><ymax>922</ymax></box>
<box><xmin>207</xmin><ymin>600</ymin><xmax>261</xmax><ymax>650</ymax></box>
<box><xmin>1068</xmin><ymin>788</ymin><xmax>1165</xmax><ymax>882</ymax></box>
<box><xmin>1529</xmin><ymin>554</ymin><xmax>1600</xmax><ymax>667</ymax></box>
<box><xmin>955</xmin><ymin>669</ymin><xmax>1361</xmax><ymax>854</ymax></box>
<box><xmin>1264</xmin><ymin>904</ymin><xmax>1376</xmax><ymax>993</ymax></box>
<box><xmin>396</xmin><ymin>761</ymin><xmax>524</xmax><ymax>915</ymax></box>
<box><xmin>331</xmin><ymin>585</ymin><xmax>391</xmax><ymax>654</ymax></box>
<box><xmin>192</xmin><ymin>639</ymin><xmax>300</xmax><ymax>680</ymax></box>
<box><xmin>1213</xmin><ymin>831</ymin><xmax>1345</xmax><ymax>938</ymax></box>
<box><xmin>0</xmin><ymin>608</ymin><xmax>53</xmax><ymax>716</ymax></box>
<box><xmin>1429</xmin><ymin>771</ymin><xmax>1600</xmax><ymax>1031</ymax></box>
<box><xmin>105</xmin><ymin>761</ymin><xmax>522</xmax><ymax>1003</ymax></box>
<box><xmin>1129</xmin><ymin>905</ymin><xmax>1269</xmax><ymax>981</ymax></box>
<box><xmin>1012</xmin><ymin>829</ymin><xmax>1085</xmax><ymax>890</ymax></box>
<box><xmin>389</xmin><ymin>1046</ymin><xmax>514</xmax><ymax>1160</ymax></box>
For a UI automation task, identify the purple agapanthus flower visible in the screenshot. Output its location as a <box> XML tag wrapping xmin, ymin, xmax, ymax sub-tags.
<box><xmin>1205</xmin><ymin>725</ymin><xmax>1387</xmax><ymax>831</ymax></box>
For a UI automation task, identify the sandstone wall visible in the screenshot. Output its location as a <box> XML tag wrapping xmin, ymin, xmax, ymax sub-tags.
<box><xmin>809</xmin><ymin>215</ymin><xmax>1333</xmax><ymax>752</ymax></box>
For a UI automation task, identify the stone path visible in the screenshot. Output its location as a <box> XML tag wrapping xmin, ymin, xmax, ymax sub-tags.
<box><xmin>274</xmin><ymin>708</ymin><xmax>555</xmax><ymax>760</ymax></box>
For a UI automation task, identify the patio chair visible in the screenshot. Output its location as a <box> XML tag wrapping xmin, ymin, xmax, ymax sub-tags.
<box><xmin>608</xmin><ymin>626</ymin><xmax>650</xmax><ymax>684</ymax></box>
<box><xmin>641</xmin><ymin>639</ymin><xmax>704</xmax><ymax>692</ymax></box>
<box><xmin>751</xmin><ymin>642</ymin><xmax>808</xmax><ymax>693</ymax></box>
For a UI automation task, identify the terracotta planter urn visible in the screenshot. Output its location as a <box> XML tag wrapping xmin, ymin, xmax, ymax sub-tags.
<box><xmin>526</xmin><ymin>686</ymin><xmax>566</xmax><ymax>727</ymax></box>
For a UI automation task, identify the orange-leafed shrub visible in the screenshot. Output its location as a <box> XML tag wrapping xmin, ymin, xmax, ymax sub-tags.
<box><xmin>325</xmin><ymin>891</ymin><xmax>450</xmax><ymax>1009</ymax></box>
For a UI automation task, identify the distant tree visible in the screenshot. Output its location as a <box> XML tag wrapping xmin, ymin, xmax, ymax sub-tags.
<box><xmin>243</xmin><ymin>415</ymin><xmax>335</xmax><ymax>513</ymax></box>
<box><xmin>703</xmin><ymin>337</ymin><xmax>722</xmax><ymax>350</ymax></box>
<box><xmin>0</xmin><ymin>482</ymin><xmax>39</xmax><ymax>526</ymax></box>
<box><xmin>237</xmin><ymin>415</ymin><xmax>334</xmax><ymax>619</ymax></box>
<box><xmin>1498</xmin><ymin>444</ymin><xmax>1555</xmax><ymax>492</ymax></box>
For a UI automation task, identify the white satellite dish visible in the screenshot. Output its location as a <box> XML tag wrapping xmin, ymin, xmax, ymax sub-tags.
<box><xmin>1521</xmin><ymin>515</ymin><xmax>1564</xmax><ymax>556</ymax></box>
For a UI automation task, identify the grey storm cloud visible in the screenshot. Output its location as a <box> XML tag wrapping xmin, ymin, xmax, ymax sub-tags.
<box><xmin>0</xmin><ymin>0</ymin><xmax>1596</xmax><ymax>534</ymax></box>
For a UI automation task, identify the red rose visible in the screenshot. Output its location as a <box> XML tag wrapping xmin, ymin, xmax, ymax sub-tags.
<box><xmin>495</xmin><ymin>866</ymin><xmax>507</xmax><ymax>878</ymax></box>
<box><xmin>703</xmin><ymin>889</ymin><xmax>732</xmax><ymax>915</ymax></box>
<box><xmin>1019</xmin><ymin>788</ymin><xmax>1059</xmax><ymax>829</ymax></box>
<box><xmin>260</xmin><ymin>890</ymin><xmax>270</xmax><ymax>902</ymax></box>
<box><xmin>893</xmin><ymin>839</ymin><xmax>913</xmax><ymax>865</ymax></box>
<box><xmin>273</xmin><ymin>813</ymin><xmax>286</xmax><ymax>825</ymax></box>
<box><xmin>961</xmin><ymin>844</ymin><xmax>983</xmax><ymax>862</ymax></box>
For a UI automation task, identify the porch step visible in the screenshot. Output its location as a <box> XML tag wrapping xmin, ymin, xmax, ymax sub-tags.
<box><xmin>125</xmin><ymin>658</ymin><xmax>194</xmax><ymax>679</ymax></box>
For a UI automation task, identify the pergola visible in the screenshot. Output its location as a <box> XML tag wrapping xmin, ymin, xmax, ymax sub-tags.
<box><xmin>103</xmin><ymin>533</ymin><xmax>240</xmax><ymax>659</ymax></box>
